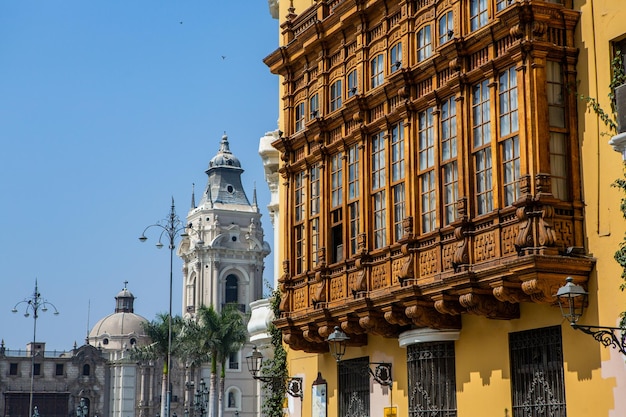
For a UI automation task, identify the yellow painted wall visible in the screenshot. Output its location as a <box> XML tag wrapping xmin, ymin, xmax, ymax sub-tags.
<box><xmin>575</xmin><ymin>0</ymin><xmax>626</xmax><ymax>415</ymax></box>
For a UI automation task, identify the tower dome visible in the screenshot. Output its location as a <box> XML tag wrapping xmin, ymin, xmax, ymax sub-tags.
<box><xmin>208</xmin><ymin>134</ymin><xmax>242</xmax><ymax>169</ymax></box>
<box><xmin>88</xmin><ymin>282</ymin><xmax>149</xmax><ymax>351</ymax></box>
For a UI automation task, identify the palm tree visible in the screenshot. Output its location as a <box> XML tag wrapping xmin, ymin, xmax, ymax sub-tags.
<box><xmin>188</xmin><ymin>305</ymin><xmax>247</xmax><ymax>417</ymax></box>
<box><xmin>132</xmin><ymin>313</ymin><xmax>184</xmax><ymax>417</ymax></box>
<box><xmin>190</xmin><ymin>305</ymin><xmax>222</xmax><ymax>417</ymax></box>
<box><xmin>215</xmin><ymin>305</ymin><xmax>247</xmax><ymax>417</ymax></box>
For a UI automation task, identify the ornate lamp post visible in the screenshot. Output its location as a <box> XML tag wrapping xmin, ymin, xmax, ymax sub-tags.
<box><xmin>12</xmin><ymin>281</ymin><xmax>59</xmax><ymax>417</ymax></box>
<box><xmin>193</xmin><ymin>379</ymin><xmax>209</xmax><ymax>417</ymax></box>
<box><xmin>245</xmin><ymin>346</ymin><xmax>303</xmax><ymax>398</ymax></box>
<box><xmin>140</xmin><ymin>199</ymin><xmax>203</xmax><ymax>417</ymax></box>
<box><xmin>326</xmin><ymin>326</ymin><xmax>393</xmax><ymax>387</ymax></box>
<box><xmin>76</xmin><ymin>398</ymin><xmax>88</xmax><ymax>417</ymax></box>
<box><xmin>556</xmin><ymin>276</ymin><xmax>626</xmax><ymax>355</ymax></box>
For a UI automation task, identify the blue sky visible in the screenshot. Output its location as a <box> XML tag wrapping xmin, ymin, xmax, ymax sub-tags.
<box><xmin>0</xmin><ymin>2</ymin><xmax>279</xmax><ymax>351</ymax></box>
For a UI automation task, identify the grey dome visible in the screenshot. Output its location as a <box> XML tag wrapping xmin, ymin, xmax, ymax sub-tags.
<box><xmin>208</xmin><ymin>134</ymin><xmax>242</xmax><ymax>169</ymax></box>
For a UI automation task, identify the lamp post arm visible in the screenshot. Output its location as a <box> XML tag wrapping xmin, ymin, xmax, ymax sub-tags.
<box><xmin>571</xmin><ymin>323</ymin><xmax>626</xmax><ymax>355</ymax></box>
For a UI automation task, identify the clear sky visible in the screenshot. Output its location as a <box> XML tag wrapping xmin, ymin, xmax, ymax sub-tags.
<box><xmin>0</xmin><ymin>2</ymin><xmax>279</xmax><ymax>351</ymax></box>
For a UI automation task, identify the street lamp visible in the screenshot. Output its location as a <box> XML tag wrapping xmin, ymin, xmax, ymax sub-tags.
<box><xmin>193</xmin><ymin>379</ymin><xmax>209</xmax><ymax>417</ymax></box>
<box><xmin>325</xmin><ymin>326</ymin><xmax>393</xmax><ymax>387</ymax></box>
<box><xmin>245</xmin><ymin>346</ymin><xmax>303</xmax><ymax>398</ymax></box>
<box><xmin>556</xmin><ymin>276</ymin><xmax>626</xmax><ymax>355</ymax></box>
<box><xmin>76</xmin><ymin>398</ymin><xmax>88</xmax><ymax>417</ymax></box>
<box><xmin>12</xmin><ymin>281</ymin><xmax>59</xmax><ymax>417</ymax></box>
<box><xmin>139</xmin><ymin>198</ymin><xmax>202</xmax><ymax>417</ymax></box>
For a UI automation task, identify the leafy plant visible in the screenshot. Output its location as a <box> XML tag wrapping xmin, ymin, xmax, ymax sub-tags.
<box><xmin>260</xmin><ymin>289</ymin><xmax>288</xmax><ymax>417</ymax></box>
<box><xmin>578</xmin><ymin>50</ymin><xmax>626</xmax><ymax>134</ymax></box>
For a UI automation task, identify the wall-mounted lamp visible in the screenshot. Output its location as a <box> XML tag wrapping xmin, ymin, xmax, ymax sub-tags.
<box><xmin>556</xmin><ymin>276</ymin><xmax>626</xmax><ymax>355</ymax></box>
<box><xmin>245</xmin><ymin>346</ymin><xmax>303</xmax><ymax>398</ymax></box>
<box><xmin>326</xmin><ymin>326</ymin><xmax>393</xmax><ymax>387</ymax></box>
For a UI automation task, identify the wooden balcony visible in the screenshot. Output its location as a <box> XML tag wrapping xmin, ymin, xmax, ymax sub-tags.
<box><xmin>276</xmin><ymin>175</ymin><xmax>595</xmax><ymax>353</ymax></box>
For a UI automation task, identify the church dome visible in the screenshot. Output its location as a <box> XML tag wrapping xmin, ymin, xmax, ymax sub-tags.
<box><xmin>88</xmin><ymin>283</ymin><xmax>149</xmax><ymax>351</ymax></box>
<box><xmin>208</xmin><ymin>134</ymin><xmax>242</xmax><ymax>169</ymax></box>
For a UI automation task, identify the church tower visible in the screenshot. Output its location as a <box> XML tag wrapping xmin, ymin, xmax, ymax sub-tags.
<box><xmin>177</xmin><ymin>133</ymin><xmax>270</xmax><ymax>415</ymax></box>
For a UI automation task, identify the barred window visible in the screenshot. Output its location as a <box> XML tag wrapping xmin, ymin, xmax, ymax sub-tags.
<box><xmin>339</xmin><ymin>358</ymin><xmax>370</xmax><ymax>417</ymax></box>
<box><xmin>407</xmin><ymin>341</ymin><xmax>457</xmax><ymax>417</ymax></box>
<box><xmin>509</xmin><ymin>326</ymin><xmax>566</xmax><ymax>417</ymax></box>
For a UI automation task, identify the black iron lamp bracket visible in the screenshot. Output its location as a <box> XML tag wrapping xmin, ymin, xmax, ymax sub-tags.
<box><xmin>571</xmin><ymin>323</ymin><xmax>626</xmax><ymax>355</ymax></box>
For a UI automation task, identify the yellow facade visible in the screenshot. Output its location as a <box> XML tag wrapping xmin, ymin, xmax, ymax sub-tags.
<box><xmin>266</xmin><ymin>0</ymin><xmax>626</xmax><ymax>416</ymax></box>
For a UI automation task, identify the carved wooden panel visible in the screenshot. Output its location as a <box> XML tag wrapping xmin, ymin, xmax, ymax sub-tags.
<box><xmin>441</xmin><ymin>242</ymin><xmax>455</xmax><ymax>271</ymax></box>
<box><xmin>418</xmin><ymin>248</ymin><xmax>439</xmax><ymax>277</ymax></box>
<box><xmin>293</xmin><ymin>287</ymin><xmax>308</xmax><ymax>310</ymax></box>
<box><xmin>501</xmin><ymin>224</ymin><xmax>519</xmax><ymax>256</ymax></box>
<box><xmin>553</xmin><ymin>219</ymin><xmax>574</xmax><ymax>248</ymax></box>
<box><xmin>391</xmin><ymin>257</ymin><xmax>404</xmax><ymax>285</ymax></box>
<box><xmin>474</xmin><ymin>231</ymin><xmax>497</xmax><ymax>262</ymax></box>
<box><xmin>347</xmin><ymin>271</ymin><xmax>360</xmax><ymax>294</ymax></box>
<box><xmin>371</xmin><ymin>264</ymin><xmax>389</xmax><ymax>290</ymax></box>
<box><xmin>330</xmin><ymin>275</ymin><xmax>347</xmax><ymax>301</ymax></box>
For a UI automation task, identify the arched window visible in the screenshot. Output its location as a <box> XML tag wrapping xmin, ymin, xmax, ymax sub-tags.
<box><xmin>225</xmin><ymin>387</ymin><xmax>241</xmax><ymax>410</ymax></box>
<box><xmin>225</xmin><ymin>275</ymin><xmax>238</xmax><ymax>304</ymax></box>
<box><xmin>82</xmin><ymin>364</ymin><xmax>90</xmax><ymax>376</ymax></box>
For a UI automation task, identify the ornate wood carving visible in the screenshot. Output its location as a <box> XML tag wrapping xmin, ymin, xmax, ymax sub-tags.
<box><xmin>432</xmin><ymin>294</ymin><xmax>464</xmax><ymax>315</ymax></box>
<box><xmin>397</xmin><ymin>245</ymin><xmax>415</xmax><ymax>286</ymax></box>
<box><xmin>405</xmin><ymin>304</ymin><xmax>461</xmax><ymax>329</ymax></box>
<box><xmin>383</xmin><ymin>304</ymin><xmax>412</xmax><ymax>326</ymax></box>
<box><xmin>278</xmin><ymin>260</ymin><xmax>291</xmax><ymax>313</ymax></box>
<box><xmin>311</xmin><ymin>270</ymin><xmax>327</xmax><ymax>308</ymax></box>
<box><xmin>458</xmin><ymin>293</ymin><xmax>520</xmax><ymax>319</ymax></box>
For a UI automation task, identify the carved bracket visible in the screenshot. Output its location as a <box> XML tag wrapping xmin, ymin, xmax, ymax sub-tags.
<box><xmin>458</xmin><ymin>292</ymin><xmax>520</xmax><ymax>319</ymax></box>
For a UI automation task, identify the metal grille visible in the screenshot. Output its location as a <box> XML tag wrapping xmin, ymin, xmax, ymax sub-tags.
<box><xmin>339</xmin><ymin>357</ymin><xmax>370</xmax><ymax>417</ymax></box>
<box><xmin>509</xmin><ymin>326</ymin><xmax>566</xmax><ymax>417</ymax></box>
<box><xmin>407</xmin><ymin>341</ymin><xmax>457</xmax><ymax>417</ymax></box>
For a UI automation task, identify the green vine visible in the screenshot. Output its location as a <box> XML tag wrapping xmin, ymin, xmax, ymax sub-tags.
<box><xmin>578</xmin><ymin>50</ymin><xmax>626</xmax><ymax>134</ymax></box>
<box><xmin>260</xmin><ymin>289</ymin><xmax>288</xmax><ymax>417</ymax></box>
<box><xmin>613</xmin><ymin>174</ymin><xmax>626</xmax><ymax>329</ymax></box>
